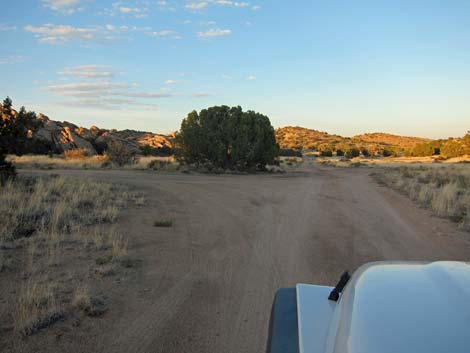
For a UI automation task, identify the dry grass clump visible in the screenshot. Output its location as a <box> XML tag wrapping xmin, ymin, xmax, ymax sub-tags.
<box><xmin>372</xmin><ymin>164</ymin><xmax>470</xmax><ymax>230</ymax></box>
<box><xmin>15</xmin><ymin>279</ymin><xmax>63</xmax><ymax>335</ymax></box>
<box><xmin>63</xmin><ymin>148</ymin><xmax>92</xmax><ymax>160</ymax></box>
<box><xmin>0</xmin><ymin>175</ymin><xmax>142</xmax><ymax>336</ymax></box>
<box><xmin>0</xmin><ymin>175</ymin><xmax>140</xmax><ymax>242</ymax></box>
<box><xmin>9</xmin><ymin>154</ymin><xmax>179</xmax><ymax>171</ymax></box>
<box><xmin>73</xmin><ymin>285</ymin><xmax>108</xmax><ymax>317</ymax></box>
<box><xmin>9</xmin><ymin>154</ymin><xmax>106</xmax><ymax>170</ymax></box>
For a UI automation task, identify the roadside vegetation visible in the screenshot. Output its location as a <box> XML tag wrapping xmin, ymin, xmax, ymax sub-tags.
<box><xmin>175</xmin><ymin>106</ymin><xmax>279</xmax><ymax>171</ymax></box>
<box><xmin>371</xmin><ymin>164</ymin><xmax>470</xmax><ymax>231</ymax></box>
<box><xmin>0</xmin><ymin>175</ymin><xmax>144</xmax><ymax>337</ymax></box>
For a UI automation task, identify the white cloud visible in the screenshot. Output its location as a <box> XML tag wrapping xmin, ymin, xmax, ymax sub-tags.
<box><xmin>46</xmin><ymin>82</ymin><xmax>129</xmax><ymax>92</ymax></box>
<box><xmin>24</xmin><ymin>24</ymin><xmax>98</xmax><ymax>44</ymax></box>
<box><xmin>251</xmin><ymin>5</ymin><xmax>261</xmax><ymax>10</ymax></box>
<box><xmin>58</xmin><ymin>65</ymin><xmax>116</xmax><ymax>78</ymax></box>
<box><xmin>185</xmin><ymin>2</ymin><xmax>208</xmax><ymax>10</ymax></box>
<box><xmin>147</xmin><ymin>30</ymin><xmax>182</xmax><ymax>39</ymax></box>
<box><xmin>197</xmin><ymin>28</ymin><xmax>232</xmax><ymax>38</ymax></box>
<box><xmin>118</xmin><ymin>6</ymin><xmax>149</xmax><ymax>18</ymax></box>
<box><xmin>186</xmin><ymin>0</ymin><xmax>256</xmax><ymax>11</ymax></box>
<box><xmin>41</xmin><ymin>0</ymin><xmax>85</xmax><ymax>15</ymax></box>
<box><xmin>221</xmin><ymin>74</ymin><xmax>232</xmax><ymax>79</ymax></box>
<box><xmin>212</xmin><ymin>1</ymin><xmax>249</xmax><ymax>7</ymax></box>
<box><xmin>200</xmin><ymin>20</ymin><xmax>216</xmax><ymax>26</ymax></box>
<box><xmin>165</xmin><ymin>79</ymin><xmax>182</xmax><ymax>84</ymax></box>
<box><xmin>246</xmin><ymin>75</ymin><xmax>256</xmax><ymax>80</ymax></box>
<box><xmin>23</xmin><ymin>24</ymin><xmax>141</xmax><ymax>44</ymax></box>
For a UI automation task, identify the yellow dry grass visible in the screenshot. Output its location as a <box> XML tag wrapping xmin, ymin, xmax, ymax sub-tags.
<box><xmin>8</xmin><ymin>154</ymin><xmax>178</xmax><ymax>171</ymax></box>
<box><xmin>371</xmin><ymin>164</ymin><xmax>470</xmax><ymax>230</ymax></box>
<box><xmin>0</xmin><ymin>175</ymin><xmax>143</xmax><ymax>334</ymax></box>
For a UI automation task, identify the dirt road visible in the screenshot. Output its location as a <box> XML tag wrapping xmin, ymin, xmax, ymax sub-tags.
<box><xmin>23</xmin><ymin>160</ymin><xmax>470</xmax><ymax>353</ymax></box>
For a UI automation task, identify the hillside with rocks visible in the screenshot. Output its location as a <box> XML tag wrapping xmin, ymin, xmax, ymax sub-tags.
<box><xmin>18</xmin><ymin>112</ymin><xmax>174</xmax><ymax>156</ymax></box>
<box><xmin>276</xmin><ymin>126</ymin><xmax>431</xmax><ymax>155</ymax></box>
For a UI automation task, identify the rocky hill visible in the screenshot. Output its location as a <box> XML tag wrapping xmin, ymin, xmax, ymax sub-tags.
<box><xmin>276</xmin><ymin>126</ymin><xmax>430</xmax><ymax>155</ymax></box>
<box><xmin>31</xmin><ymin>114</ymin><xmax>174</xmax><ymax>156</ymax></box>
<box><xmin>352</xmin><ymin>133</ymin><xmax>430</xmax><ymax>150</ymax></box>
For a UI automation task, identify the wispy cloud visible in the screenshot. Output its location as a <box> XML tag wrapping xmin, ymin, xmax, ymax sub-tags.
<box><xmin>42</xmin><ymin>65</ymin><xmax>201</xmax><ymax>110</ymax></box>
<box><xmin>185</xmin><ymin>0</ymin><xmax>258</xmax><ymax>11</ymax></box>
<box><xmin>46</xmin><ymin>81</ymin><xmax>129</xmax><ymax>92</ymax></box>
<box><xmin>246</xmin><ymin>75</ymin><xmax>256</xmax><ymax>81</ymax></box>
<box><xmin>24</xmin><ymin>24</ymin><xmax>100</xmax><ymax>44</ymax></box>
<box><xmin>147</xmin><ymin>30</ymin><xmax>182</xmax><ymax>39</ymax></box>
<box><xmin>60</xmin><ymin>98</ymin><xmax>158</xmax><ymax>110</ymax></box>
<box><xmin>23</xmin><ymin>24</ymin><xmax>147</xmax><ymax>45</ymax></box>
<box><xmin>197</xmin><ymin>28</ymin><xmax>232</xmax><ymax>38</ymax></box>
<box><xmin>212</xmin><ymin>1</ymin><xmax>249</xmax><ymax>8</ymax></box>
<box><xmin>185</xmin><ymin>2</ymin><xmax>208</xmax><ymax>10</ymax></box>
<box><xmin>117</xmin><ymin>6</ymin><xmax>149</xmax><ymax>18</ymax></box>
<box><xmin>0</xmin><ymin>24</ymin><xmax>16</xmax><ymax>31</ymax></box>
<box><xmin>41</xmin><ymin>0</ymin><xmax>86</xmax><ymax>15</ymax></box>
<box><xmin>165</xmin><ymin>79</ymin><xmax>181</xmax><ymax>84</ymax></box>
<box><xmin>0</xmin><ymin>55</ymin><xmax>25</xmax><ymax>65</ymax></box>
<box><xmin>58</xmin><ymin>65</ymin><xmax>116</xmax><ymax>78</ymax></box>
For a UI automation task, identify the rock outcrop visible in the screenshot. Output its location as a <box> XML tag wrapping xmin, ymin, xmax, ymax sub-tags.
<box><xmin>32</xmin><ymin>114</ymin><xmax>174</xmax><ymax>155</ymax></box>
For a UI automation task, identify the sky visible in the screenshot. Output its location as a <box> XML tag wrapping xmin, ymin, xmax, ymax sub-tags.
<box><xmin>1</xmin><ymin>0</ymin><xmax>470</xmax><ymax>138</ymax></box>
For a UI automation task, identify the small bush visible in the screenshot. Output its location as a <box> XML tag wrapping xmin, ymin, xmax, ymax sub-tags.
<box><xmin>0</xmin><ymin>152</ymin><xmax>16</xmax><ymax>186</ymax></box>
<box><xmin>153</xmin><ymin>219</ymin><xmax>173</xmax><ymax>227</ymax></box>
<box><xmin>279</xmin><ymin>148</ymin><xmax>302</xmax><ymax>157</ymax></box>
<box><xmin>148</xmin><ymin>159</ymin><xmax>171</xmax><ymax>170</ymax></box>
<box><xmin>320</xmin><ymin>150</ymin><xmax>333</xmax><ymax>157</ymax></box>
<box><xmin>63</xmin><ymin>148</ymin><xmax>91</xmax><ymax>159</ymax></box>
<box><xmin>105</xmin><ymin>141</ymin><xmax>136</xmax><ymax>166</ymax></box>
<box><xmin>73</xmin><ymin>286</ymin><xmax>107</xmax><ymax>317</ymax></box>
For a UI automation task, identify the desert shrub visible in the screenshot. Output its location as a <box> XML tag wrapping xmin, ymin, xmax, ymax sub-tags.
<box><xmin>0</xmin><ymin>151</ymin><xmax>16</xmax><ymax>186</ymax></box>
<box><xmin>64</xmin><ymin>148</ymin><xmax>91</xmax><ymax>159</ymax></box>
<box><xmin>105</xmin><ymin>140</ymin><xmax>136</xmax><ymax>166</ymax></box>
<box><xmin>154</xmin><ymin>219</ymin><xmax>173</xmax><ymax>227</ymax></box>
<box><xmin>279</xmin><ymin>148</ymin><xmax>302</xmax><ymax>157</ymax></box>
<box><xmin>141</xmin><ymin>144</ymin><xmax>173</xmax><ymax>157</ymax></box>
<box><xmin>175</xmin><ymin>106</ymin><xmax>279</xmax><ymax>171</ymax></box>
<box><xmin>148</xmin><ymin>159</ymin><xmax>171</xmax><ymax>170</ymax></box>
<box><xmin>405</xmin><ymin>141</ymin><xmax>442</xmax><ymax>157</ymax></box>
<box><xmin>73</xmin><ymin>286</ymin><xmax>107</xmax><ymax>317</ymax></box>
<box><xmin>336</xmin><ymin>149</ymin><xmax>344</xmax><ymax>156</ymax></box>
<box><xmin>441</xmin><ymin>139</ymin><xmax>467</xmax><ymax>158</ymax></box>
<box><xmin>360</xmin><ymin>148</ymin><xmax>370</xmax><ymax>157</ymax></box>
<box><xmin>345</xmin><ymin>148</ymin><xmax>360</xmax><ymax>158</ymax></box>
<box><xmin>320</xmin><ymin>150</ymin><xmax>333</xmax><ymax>157</ymax></box>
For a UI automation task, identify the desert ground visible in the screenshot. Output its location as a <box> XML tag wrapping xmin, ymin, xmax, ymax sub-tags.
<box><xmin>3</xmin><ymin>157</ymin><xmax>470</xmax><ymax>353</ymax></box>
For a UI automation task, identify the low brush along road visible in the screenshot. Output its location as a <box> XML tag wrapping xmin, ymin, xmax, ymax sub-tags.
<box><xmin>24</xmin><ymin>158</ymin><xmax>470</xmax><ymax>353</ymax></box>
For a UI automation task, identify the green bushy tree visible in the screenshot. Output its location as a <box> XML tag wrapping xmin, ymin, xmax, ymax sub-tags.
<box><xmin>175</xmin><ymin>106</ymin><xmax>279</xmax><ymax>170</ymax></box>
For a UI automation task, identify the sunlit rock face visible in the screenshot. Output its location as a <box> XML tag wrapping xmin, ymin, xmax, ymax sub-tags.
<box><xmin>31</xmin><ymin>113</ymin><xmax>174</xmax><ymax>155</ymax></box>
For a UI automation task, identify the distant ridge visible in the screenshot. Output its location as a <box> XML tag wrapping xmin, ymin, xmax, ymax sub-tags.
<box><xmin>276</xmin><ymin>126</ymin><xmax>431</xmax><ymax>155</ymax></box>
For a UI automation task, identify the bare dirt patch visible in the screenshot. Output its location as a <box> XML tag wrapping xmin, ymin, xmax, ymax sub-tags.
<box><xmin>2</xmin><ymin>159</ymin><xmax>470</xmax><ymax>353</ymax></box>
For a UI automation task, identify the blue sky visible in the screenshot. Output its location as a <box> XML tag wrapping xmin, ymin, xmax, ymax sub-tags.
<box><xmin>1</xmin><ymin>0</ymin><xmax>469</xmax><ymax>138</ymax></box>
